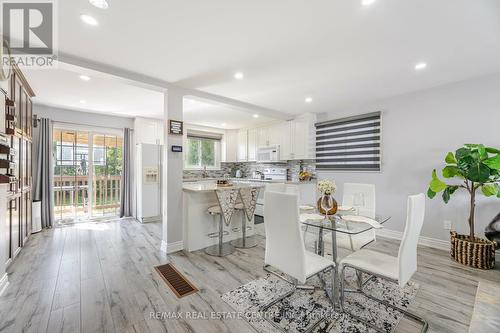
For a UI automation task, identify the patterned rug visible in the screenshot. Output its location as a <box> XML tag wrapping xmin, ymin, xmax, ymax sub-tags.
<box><xmin>221</xmin><ymin>268</ymin><xmax>419</xmax><ymax>333</ymax></box>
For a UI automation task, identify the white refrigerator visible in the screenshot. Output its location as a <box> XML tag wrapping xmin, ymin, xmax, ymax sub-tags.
<box><xmin>136</xmin><ymin>143</ymin><xmax>162</xmax><ymax>223</ymax></box>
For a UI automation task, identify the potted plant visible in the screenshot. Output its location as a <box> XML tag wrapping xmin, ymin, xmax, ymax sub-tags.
<box><xmin>427</xmin><ymin>144</ymin><xmax>500</xmax><ymax>269</ymax></box>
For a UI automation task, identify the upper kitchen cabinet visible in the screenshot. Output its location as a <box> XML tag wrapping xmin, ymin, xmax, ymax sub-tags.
<box><xmin>278</xmin><ymin>121</ymin><xmax>293</xmax><ymax>160</ymax></box>
<box><xmin>290</xmin><ymin>113</ymin><xmax>316</xmax><ymax>160</ymax></box>
<box><xmin>256</xmin><ymin>126</ymin><xmax>269</xmax><ymax>148</ymax></box>
<box><xmin>224</xmin><ymin>129</ymin><xmax>238</xmax><ymax>162</ymax></box>
<box><xmin>268</xmin><ymin>122</ymin><xmax>285</xmax><ymax>147</ymax></box>
<box><xmin>247</xmin><ymin>128</ymin><xmax>258</xmax><ymax>161</ymax></box>
<box><xmin>134</xmin><ymin>117</ymin><xmax>164</xmax><ymax>145</ymax></box>
<box><xmin>237</xmin><ymin>129</ymin><xmax>248</xmax><ymax>161</ymax></box>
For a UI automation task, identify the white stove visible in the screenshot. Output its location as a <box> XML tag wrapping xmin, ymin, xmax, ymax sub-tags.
<box><xmin>262</xmin><ymin>168</ymin><xmax>287</xmax><ymax>181</ymax></box>
<box><xmin>255</xmin><ymin>167</ymin><xmax>287</xmax><ymax>216</ymax></box>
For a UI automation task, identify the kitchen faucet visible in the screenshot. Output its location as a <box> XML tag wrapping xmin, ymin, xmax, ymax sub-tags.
<box><xmin>201</xmin><ymin>165</ymin><xmax>208</xmax><ymax>178</ymax></box>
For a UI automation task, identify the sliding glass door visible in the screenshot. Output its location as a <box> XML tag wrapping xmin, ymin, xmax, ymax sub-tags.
<box><xmin>92</xmin><ymin>134</ymin><xmax>123</xmax><ymax>217</ymax></box>
<box><xmin>53</xmin><ymin>130</ymin><xmax>90</xmax><ymax>222</ymax></box>
<box><xmin>53</xmin><ymin>128</ymin><xmax>123</xmax><ymax>224</ymax></box>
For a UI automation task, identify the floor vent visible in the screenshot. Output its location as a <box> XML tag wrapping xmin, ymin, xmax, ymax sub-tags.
<box><xmin>154</xmin><ymin>263</ymin><xmax>198</xmax><ymax>298</ymax></box>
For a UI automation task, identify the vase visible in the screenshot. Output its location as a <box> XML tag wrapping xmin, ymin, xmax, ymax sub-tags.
<box><xmin>317</xmin><ymin>194</ymin><xmax>338</xmax><ymax>216</ymax></box>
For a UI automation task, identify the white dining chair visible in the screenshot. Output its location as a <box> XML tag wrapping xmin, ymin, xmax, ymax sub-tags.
<box><xmin>265</xmin><ymin>183</ymin><xmax>299</xmax><ymax>195</ymax></box>
<box><xmin>339</xmin><ymin>193</ymin><xmax>428</xmax><ymax>333</ymax></box>
<box><xmin>333</xmin><ymin>183</ymin><xmax>377</xmax><ymax>252</ymax></box>
<box><xmin>267</xmin><ymin>183</ymin><xmax>330</xmax><ymax>253</ymax></box>
<box><xmin>263</xmin><ymin>190</ymin><xmax>336</xmax><ymax>313</ymax></box>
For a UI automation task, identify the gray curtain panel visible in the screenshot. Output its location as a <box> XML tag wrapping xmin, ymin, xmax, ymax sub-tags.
<box><xmin>34</xmin><ymin>118</ymin><xmax>54</xmax><ymax>228</ymax></box>
<box><xmin>120</xmin><ymin>128</ymin><xmax>133</xmax><ymax>217</ymax></box>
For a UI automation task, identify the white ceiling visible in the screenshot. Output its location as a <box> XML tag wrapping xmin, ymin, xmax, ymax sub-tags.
<box><xmin>24</xmin><ymin>0</ymin><xmax>500</xmax><ymax>120</ymax></box>
<box><xmin>24</xmin><ymin>66</ymin><xmax>276</xmax><ymax>129</ymax></box>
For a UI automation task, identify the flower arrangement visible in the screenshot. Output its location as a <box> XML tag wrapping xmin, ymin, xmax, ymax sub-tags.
<box><xmin>317</xmin><ymin>179</ymin><xmax>336</xmax><ymax>195</ymax></box>
<box><xmin>299</xmin><ymin>170</ymin><xmax>312</xmax><ymax>181</ymax></box>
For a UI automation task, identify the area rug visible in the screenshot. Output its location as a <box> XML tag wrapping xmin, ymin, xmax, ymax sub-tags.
<box><xmin>221</xmin><ymin>268</ymin><xmax>419</xmax><ymax>333</ymax></box>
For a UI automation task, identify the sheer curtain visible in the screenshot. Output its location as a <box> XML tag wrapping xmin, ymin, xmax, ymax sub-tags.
<box><xmin>120</xmin><ymin>128</ymin><xmax>134</xmax><ymax>217</ymax></box>
<box><xmin>33</xmin><ymin>118</ymin><xmax>54</xmax><ymax>228</ymax></box>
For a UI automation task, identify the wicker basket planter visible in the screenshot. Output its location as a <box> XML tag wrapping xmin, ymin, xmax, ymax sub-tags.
<box><xmin>450</xmin><ymin>231</ymin><xmax>496</xmax><ymax>269</ymax></box>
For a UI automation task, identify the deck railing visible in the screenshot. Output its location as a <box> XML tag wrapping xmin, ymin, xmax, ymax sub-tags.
<box><xmin>54</xmin><ymin>175</ymin><xmax>121</xmax><ymax>220</ymax></box>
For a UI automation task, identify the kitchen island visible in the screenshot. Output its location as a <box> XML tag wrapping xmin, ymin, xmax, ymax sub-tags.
<box><xmin>183</xmin><ymin>181</ymin><xmax>264</xmax><ymax>252</ymax></box>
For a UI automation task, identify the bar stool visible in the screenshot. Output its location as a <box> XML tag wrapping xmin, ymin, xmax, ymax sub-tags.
<box><xmin>205</xmin><ymin>188</ymin><xmax>240</xmax><ymax>257</ymax></box>
<box><xmin>231</xmin><ymin>186</ymin><xmax>261</xmax><ymax>248</ymax></box>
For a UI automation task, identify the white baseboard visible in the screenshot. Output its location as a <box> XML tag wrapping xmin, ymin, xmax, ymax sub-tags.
<box><xmin>376</xmin><ymin>229</ymin><xmax>449</xmax><ymax>251</ymax></box>
<box><xmin>0</xmin><ymin>273</ymin><xmax>8</xmax><ymax>296</ymax></box>
<box><xmin>160</xmin><ymin>240</ymin><xmax>184</xmax><ymax>254</ymax></box>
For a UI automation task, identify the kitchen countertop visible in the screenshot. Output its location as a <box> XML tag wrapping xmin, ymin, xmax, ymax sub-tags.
<box><xmin>183</xmin><ymin>181</ymin><xmax>265</xmax><ymax>192</ymax></box>
<box><xmin>183</xmin><ymin>177</ymin><xmax>316</xmax><ymax>184</ymax></box>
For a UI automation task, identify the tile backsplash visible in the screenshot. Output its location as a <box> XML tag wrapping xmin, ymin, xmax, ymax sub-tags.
<box><xmin>183</xmin><ymin>160</ymin><xmax>316</xmax><ymax>181</ymax></box>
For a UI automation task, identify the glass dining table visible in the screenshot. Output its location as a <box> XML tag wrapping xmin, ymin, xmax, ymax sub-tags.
<box><xmin>300</xmin><ymin>210</ymin><xmax>391</xmax><ymax>264</ymax></box>
<box><xmin>300</xmin><ymin>208</ymin><xmax>391</xmax><ymax>306</ymax></box>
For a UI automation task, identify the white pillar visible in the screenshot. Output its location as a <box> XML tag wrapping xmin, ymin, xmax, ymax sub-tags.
<box><xmin>161</xmin><ymin>88</ymin><xmax>184</xmax><ymax>254</ymax></box>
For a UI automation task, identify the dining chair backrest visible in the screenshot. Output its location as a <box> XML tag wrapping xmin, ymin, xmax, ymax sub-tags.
<box><xmin>397</xmin><ymin>193</ymin><xmax>425</xmax><ymax>287</ymax></box>
<box><xmin>264</xmin><ymin>190</ymin><xmax>308</xmax><ymax>283</ymax></box>
<box><xmin>265</xmin><ymin>183</ymin><xmax>299</xmax><ymax>194</ymax></box>
<box><xmin>342</xmin><ymin>183</ymin><xmax>376</xmax><ymax>219</ymax></box>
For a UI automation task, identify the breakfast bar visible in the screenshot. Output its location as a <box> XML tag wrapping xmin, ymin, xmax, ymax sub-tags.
<box><xmin>182</xmin><ymin>181</ymin><xmax>264</xmax><ymax>252</ymax></box>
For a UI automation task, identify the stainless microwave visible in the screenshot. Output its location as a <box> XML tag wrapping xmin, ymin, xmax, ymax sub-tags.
<box><xmin>257</xmin><ymin>146</ymin><xmax>280</xmax><ymax>162</ymax></box>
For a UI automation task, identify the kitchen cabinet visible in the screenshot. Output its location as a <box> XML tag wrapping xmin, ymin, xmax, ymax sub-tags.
<box><xmin>9</xmin><ymin>196</ymin><xmax>20</xmax><ymax>261</ymax></box>
<box><xmin>1</xmin><ymin>64</ymin><xmax>34</xmax><ymax>272</ymax></box>
<box><xmin>224</xmin><ymin>113</ymin><xmax>316</xmax><ymax>163</ymax></box>
<box><xmin>256</xmin><ymin>126</ymin><xmax>269</xmax><ymax>148</ymax></box>
<box><xmin>134</xmin><ymin>117</ymin><xmax>164</xmax><ymax>145</ymax></box>
<box><xmin>267</xmin><ymin>123</ymin><xmax>283</xmax><ymax>147</ymax></box>
<box><xmin>247</xmin><ymin>128</ymin><xmax>258</xmax><ymax>161</ymax></box>
<box><xmin>291</xmin><ymin>113</ymin><xmax>316</xmax><ymax>160</ymax></box>
<box><xmin>279</xmin><ymin>121</ymin><xmax>293</xmax><ymax>161</ymax></box>
<box><xmin>237</xmin><ymin>129</ymin><xmax>247</xmax><ymax>161</ymax></box>
<box><xmin>224</xmin><ymin>130</ymin><xmax>238</xmax><ymax>162</ymax></box>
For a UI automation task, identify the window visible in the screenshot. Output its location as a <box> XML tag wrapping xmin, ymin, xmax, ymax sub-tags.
<box><xmin>185</xmin><ymin>135</ymin><xmax>221</xmax><ymax>170</ymax></box>
<box><xmin>315</xmin><ymin>111</ymin><xmax>381</xmax><ymax>171</ymax></box>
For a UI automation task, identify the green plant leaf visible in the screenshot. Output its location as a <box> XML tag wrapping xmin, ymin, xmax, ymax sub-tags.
<box><xmin>467</xmin><ymin>162</ymin><xmax>490</xmax><ymax>182</ymax></box>
<box><xmin>478</xmin><ymin>146</ymin><xmax>488</xmax><ymax>160</ymax></box>
<box><xmin>483</xmin><ymin>155</ymin><xmax>500</xmax><ymax>170</ymax></box>
<box><xmin>481</xmin><ymin>184</ymin><xmax>498</xmax><ymax>197</ymax></box>
<box><xmin>486</xmin><ymin>147</ymin><xmax>500</xmax><ymax>154</ymax></box>
<box><xmin>457</xmin><ymin>155</ymin><xmax>474</xmax><ymax>172</ymax></box>
<box><xmin>442</xmin><ymin>187</ymin><xmax>451</xmax><ymax>203</ymax></box>
<box><xmin>448</xmin><ymin>185</ymin><xmax>459</xmax><ymax>195</ymax></box>
<box><xmin>427</xmin><ymin>187</ymin><xmax>436</xmax><ymax>199</ymax></box>
<box><xmin>442</xmin><ymin>165</ymin><xmax>461</xmax><ymax>178</ymax></box>
<box><xmin>430</xmin><ymin>170</ymin><xmax>447</xmax><ymax>192</ymax></box>
<box><xmin>445</xmin><ymin>152</ymin><xmax>457</xmax><ymax>164</ymax></box>
<box><xmin>455</xmin><ymin>147</ymin><xmax>471</xmax><ymax>161</ymax></box>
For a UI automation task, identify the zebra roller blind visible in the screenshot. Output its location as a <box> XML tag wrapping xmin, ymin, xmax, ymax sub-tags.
<box><xmin>315</xmin><ymin>111</ymin><xmax>381</xmax><ymax>171</ymax></box>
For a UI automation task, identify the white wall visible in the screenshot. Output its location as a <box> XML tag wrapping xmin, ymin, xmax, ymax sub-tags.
<box><xmin>33</xmin><ymin>104</ymin><xmax>134</xmax><ymax>129</ymax></box>
<box><xmin>317</xmin><ymin>73</ymin><xmax>500</xmax><ymax>241</ymax></box>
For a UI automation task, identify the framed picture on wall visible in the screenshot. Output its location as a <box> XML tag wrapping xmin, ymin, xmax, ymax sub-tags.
<box><xmin>169</xmin><ymin>119</ymin><xmax>183</xmax><ymax>135</ymax></box>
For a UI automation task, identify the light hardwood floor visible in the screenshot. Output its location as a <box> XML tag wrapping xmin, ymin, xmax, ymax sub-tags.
<box><xmin>0</xmin><ymin>218</ymin><xmax>498</xmax><ymax>333</ymax></box>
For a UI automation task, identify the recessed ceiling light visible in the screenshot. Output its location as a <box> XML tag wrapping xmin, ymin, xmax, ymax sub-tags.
<box><xmin>79</xmin><ymin>75</ymin><xmax>91</xmax><ymax>81</ymax></box>
<box><xmin>221</xmin><ymin>123</ymin><xmax>226</xmax><ymax>127</ymax></box>
<box><xmin>80</xmin><ymin>100</ymin><xmax>86</xmax><ymax>104</ymax></box>
<box><xmin>89</xmin><ymin>0</ymin><xmax>109</xmax><ymax>9</ymax></box>
<box><xmin>80</xmin><ymin>14</ymin><xmax>99</xmax><ymax>26</ymax></box>
<box><xmin>234</xmin><ymin>72</ymin><xmax>244</xmax><ymax>80</ymax></box>
<box><xmin>415</xmin><ymin>62</ymin><xmax>427</xmax><ymax>70</ymax></box>
<box><xmin>361</xmin><ymin>0</ymin><xmax>376</xmax><ymax>6</ymax></box>
<box><xmin>305</xmin><ymin>97</ymin><xmax>313</xmax><ymax>103</ymax></box>
<box><xmin>253</xmin><ymin>114</ymin><xmax>259</xmax><ymax>118</ymax></box>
